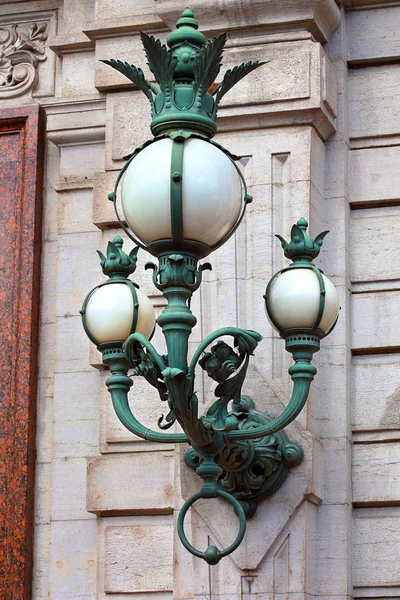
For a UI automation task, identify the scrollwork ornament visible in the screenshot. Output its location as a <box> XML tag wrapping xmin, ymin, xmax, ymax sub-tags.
<box><xmin>0</xmin><ymin>22</ymin><xmax>47</xmax><ymax>98</ymax></box>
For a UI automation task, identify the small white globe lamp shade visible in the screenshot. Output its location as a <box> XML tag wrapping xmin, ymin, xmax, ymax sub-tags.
<box><xmin>266</xmin><ymin>266</ymin><xmax>339</xmax><ymax>338</ymax></box>
<box><xmin>83</xmin><ymin>281</ymin><xmax>155</xmax><ymax>346</ymax></box>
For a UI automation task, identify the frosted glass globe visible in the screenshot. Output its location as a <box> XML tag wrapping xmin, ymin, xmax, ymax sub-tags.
<box><xmin>121</xmin><ymin>138</ymin><xmax>243</xmax><ymax>249</ymax></box>
<box><xmin>85</xmin><ymin>282</ymin><xmax>155</xmax><ymax>345</ymax></box>
<box><xmin>266</xmin><ymin>268</ymin><xmax>339</xmax><ymax>336</ymax></box>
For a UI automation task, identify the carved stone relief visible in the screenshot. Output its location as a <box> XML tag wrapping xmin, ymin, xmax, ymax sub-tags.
<box><xmin>0</xmin><ymin>23</ymin><xmax>47</xmax><ymax>98</ymax></box>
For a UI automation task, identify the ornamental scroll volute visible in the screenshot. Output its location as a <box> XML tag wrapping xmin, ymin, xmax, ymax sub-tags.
<box><xmin>0</xmin><ymin>23</ymin><xmax>47</xmax><ymax>98</ymax></box>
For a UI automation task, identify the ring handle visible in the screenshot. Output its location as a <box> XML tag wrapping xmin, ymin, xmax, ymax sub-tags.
<box><xmin>177</xmin><ymin>489</ymin><xmax>246</xmax><ymax>565</ymax></box>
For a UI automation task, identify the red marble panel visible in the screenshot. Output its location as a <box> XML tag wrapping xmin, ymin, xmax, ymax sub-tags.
<box><xmin>0</xmin><ymin>105</ymin><xmax>44</xmax><ymax>600</ymax></box>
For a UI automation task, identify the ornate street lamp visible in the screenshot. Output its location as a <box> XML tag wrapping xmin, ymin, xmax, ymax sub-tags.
<box><xmin>81</xmin><ymin>9</ymin><xmax>339</xmax><ymax>565</ymax></box>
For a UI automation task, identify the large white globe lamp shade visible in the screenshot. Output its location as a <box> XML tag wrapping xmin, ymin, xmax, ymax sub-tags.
<box><xmin>120</xmin><ymin>137</ymin><xmax>244</xmax><ymax>258</ymax></box>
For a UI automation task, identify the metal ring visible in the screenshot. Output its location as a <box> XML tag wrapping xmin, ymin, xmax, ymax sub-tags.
<box><xmin>177</xmin><ymin>489</ymin><xmax>246</xmax><ymax>565</ymax></box>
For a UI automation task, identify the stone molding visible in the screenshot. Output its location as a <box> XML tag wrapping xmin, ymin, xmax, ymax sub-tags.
<box><xmin>0</xmin><ymin>22</ymin><xmax>47</xmax><ymax>98</ymax></box>
<box><xmin>49</xmin><ymin>0</ymin><xmax>341</xmax><ymax>55</ymax></box>
<box><xmin>155</xmin><ymin>0</ymin><xmax>341</xmax><ymax>43</ymax></box>
<box><xmin>342</xmin><ymin>0</ymin><xmax>400</xmax><ymax>7</ymax></box>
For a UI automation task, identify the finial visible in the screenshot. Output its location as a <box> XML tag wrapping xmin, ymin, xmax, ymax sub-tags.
<box><xmin>113</xmin><ymin>234</ymin><xmax>124</xmax><ymax>248</ymax></box>
<box><xmin>181</xmin><ymin>8</ymin><xmax>194</xmax><ymax>18</ymax></box>
<box><xmin>96</xmin><ymin>236</ymin><xmax>139</xmax><ymax>278</ymax></box>
<box><xmin>297</xmin><ymin>217</ymin><xmax>308</xmax><ymax>230</ymax></box>
<box><xmin>166</xmin><ymin>8</ymin><xmax>206</xmax><ymax>49</ymax></box>
<box><xmin>176</xmin><ymin>8</ymin><xmax>198</xmax><ymax>28</ymax></box>
<box><xmin>275</xmin><ymin>218</ymin><xmax>329</xmax><ymax>262</ymax></box>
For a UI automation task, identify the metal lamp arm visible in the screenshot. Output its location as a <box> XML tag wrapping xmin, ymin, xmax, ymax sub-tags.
<box><xmin>105</xmin><ymin>354</ymin><xmax>188</xmax><ymax>444</ymax></box>
<box><xmin>123</xmin><ymin>332</ymin><xmax>166</xmax><ymax>372</ymax></box>
<box><xmin>109</xmin><ymin>383</ymin><xmax>188</xmax><ymax>443</ymax></box>
<box><xmin>227</xmin><ymin>360</ymin><xmax>317</xmax><ymax>442</ymax></box>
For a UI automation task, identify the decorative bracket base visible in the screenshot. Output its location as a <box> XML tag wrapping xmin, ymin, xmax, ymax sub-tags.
<box><xmin>185</xmin><ymin>397</ymin><xmax>303</xmax><ymax>517</ymax></box>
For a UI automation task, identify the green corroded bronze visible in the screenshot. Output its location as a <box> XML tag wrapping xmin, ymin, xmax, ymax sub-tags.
<box><xmin>97</xmin><ymin>242</ymin><xmax>318</xmax><ymax>564</ymax></box>
<box><xmin>81</xmin><ymin>11</ymin><xmax>337</xmax><ymax>566</ymax></box>
<box><xmin>275</xmin><ymin>216</ymin><xmax>329</xmax><ymax>263</ymax></box>
<box><xmin>102</xmin><ymin>8</ymin><xmax>265</xmax><ymax>139</ymax></box>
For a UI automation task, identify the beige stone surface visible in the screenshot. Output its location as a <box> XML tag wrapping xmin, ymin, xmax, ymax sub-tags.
<box><xmin>352</xmin><ymin>353</ymin><xmax>400</xmax><ymax>431</ymax></box>
<box><xmin>349</xmin><ymin>145</ymin><xmax>400</xmax><ymax>206</ymax></box>
<box><xmin>104</xmin><ymin>522</ymin><xmax>173</xmax><ymax>592</ymax></box>
<box><xmin>315</xmin><ymin>504</ymin><xmax>352</xmax><ymax>596</ymax></box>
<box><xmin>347</xmin><ymin>6</ymin><xmax>400</xmax><ymax>65</ymax></box>
<box><xmin>49</xmin><ymin>519</ymin><xmax>97</xmax><ymax>599</ymax></box>
<box><xmin>350</xmin><ymin>207</ymin><xmax>400</xmax><ymax>283</ymax></box>
<box><xmin>105</xmin><ymin>90</ymin><xmax>152</xmax><ymax>168</ymax></box>
<box><xmin>353</xmin><ymin>443</ymin><xmax>400</xmax><ymax>505</ymax></box>
<box><xmin>59</xmin><ymin>142</ymin><xmax>105</xmax><ymax>184</ymax></box>
<box><xmin>344</xmin><ymin>0</ymin><xmax>400</xmax><ymax>6</ymax></box>
<box><xmin>87</xmin><ymin>451</ymin><xmax>174</xmax><ymax>515</ymax></box>
<box><xmin>96</xmin><ymin>0</ymin><xmax>155</xmax><ymax>21</ymax></box>
<box><xmin>349</xmin><ymin>64</ymin><xmax>400</xmax><ymax>140</ymax></box>
<box><xmin>156</xmin><ymin>0</ymin><xmax>341</xmax><ymax>43</ymax></box>
<box><xmin>94</xmin><ymin>34</ymin><xmax>161</xmax><ymax>91</ymax></box>
<box><xmin>92</xmin><ymin>170</ymin><xmax>119</xmax><ymax>229</ymax></box>
<box><xmin>53</xmin><ymin>371</ymin><xmax>100</xmax><ymax>457</ymax></box>
<box><xmin>351</xmin><ymin>290</ymin><xmax>400</xmax><ymax>351</ymax></box>
<box><xmin>62</xmin><ymin>0</ymin><xmax>94</xmax><ymax>34</ymax></box>
<box><xmin>62</xmin><ymin>50</ymin><xmax>101</xmax><ymax>98</ymax></box>
<box><xmin>56</xmin><ymin>230</ymin><xmax>102</xmax><ymax>318</ymax></box>
<box><xmin>353</xmin><ymin>507</ymin><xmax>400</xmax><ymax>587</ymax></box>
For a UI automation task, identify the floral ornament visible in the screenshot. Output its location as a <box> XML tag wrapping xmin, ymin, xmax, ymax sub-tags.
<box><xmin>125</xmin><ymin>338</ymin><xmax>168</xmax><ymax>402</ymax></box>
<box><xmin>130</xmin><ymin>347</ymin><xmax>169</xmax><ymax>403</ymax></box>
<box><xmin>146</xmin><ymin>253</ymin><xmax>211</xmax><ymax>293</ymax></box>
<box><xmin>199</xmin><ymin>341</ymin><xmax>242</xmax><ymax>384</ymax></box>
<box><xmin>0</xmin><ymin>23</ymin><xmax>47</xmax><ymax>98</ymax></box>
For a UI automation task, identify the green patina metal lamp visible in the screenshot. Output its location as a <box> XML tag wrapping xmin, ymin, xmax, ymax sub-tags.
<box><xmin>81</xmin><ymin>9</ymin><xmax>340</xmax><ymax>566</ymax></box>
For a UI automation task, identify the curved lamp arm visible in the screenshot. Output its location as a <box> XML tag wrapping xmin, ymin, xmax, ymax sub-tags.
<box><xmin>123</xmin><ymin>332</ymin><xmax>166</xmax><ymax>372</ymax></box>
<box><xmin>227</xmin><ymin>359</ymin><xmax>317</xmax><ymax>441</ymax></box>
<box><xmin>105</xmin><ymin>355</ymin><xmax>188</xmax><ymax>444</ymax></box>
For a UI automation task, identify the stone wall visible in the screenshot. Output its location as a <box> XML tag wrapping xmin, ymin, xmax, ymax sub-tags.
<box><xmin>0</xmin><ymin>0</ymin><xmax>398</xmax><ymax>598</ymax></box>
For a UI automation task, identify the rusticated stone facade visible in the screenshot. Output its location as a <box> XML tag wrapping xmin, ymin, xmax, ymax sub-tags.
<box><xmin>0</xmin><ymin>0</ymin><xmax>399</xmax><ymax>598</ymax></box>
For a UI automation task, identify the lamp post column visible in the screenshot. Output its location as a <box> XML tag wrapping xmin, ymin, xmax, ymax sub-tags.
<box><xmin>147</xmin><ymin>254</ymin><xmax>215</xmax><ymax>448</ymax></box>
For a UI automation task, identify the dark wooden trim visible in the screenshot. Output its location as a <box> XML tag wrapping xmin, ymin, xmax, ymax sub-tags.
<box><xmin>0</xmin><ymin>104</ymin><xmax>44</xmax><ymax>600</ymax></box>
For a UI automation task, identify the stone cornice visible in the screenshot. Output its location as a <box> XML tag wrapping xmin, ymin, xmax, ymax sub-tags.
<box><xmin>156</xmin><ymin>0</ymin><xmax>341</xmax><ymax>43</ymax></box>
<box><xmin>342</xmin><ymin>0</ymin><xmax>400</xmax><ymax>8</ymax></box>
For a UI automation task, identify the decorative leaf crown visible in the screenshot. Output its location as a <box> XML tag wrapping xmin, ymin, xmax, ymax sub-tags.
<box><xmin>276</xmin><ymin>218</ymin><xmax>329</xmax><ymax>262</ymax></box>
<box><xmin>97</xmin><ymin>235</ymin><xmax>139</xmax><ymax>278</ymax></box>
<box><xmin>101</xmin><ymin>8</ymin><xmax>266</xmax><ymax>138</ymax></box>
